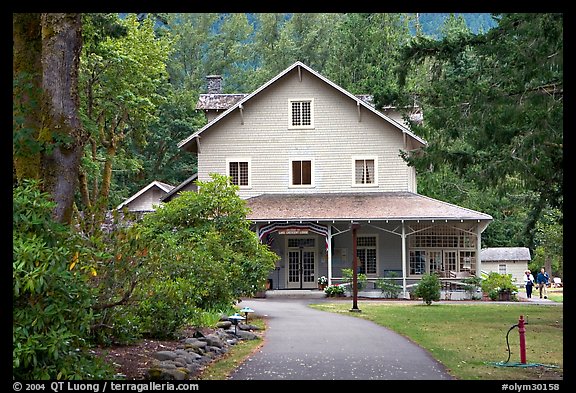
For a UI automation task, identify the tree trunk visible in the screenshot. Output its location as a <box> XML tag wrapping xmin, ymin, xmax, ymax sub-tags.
<box><xmin>78</xmin><ymin>168</ymin><xmax>91</xmax><ymax>210</ymax></box>
<box><xmin>99</xmin><ymin>145</ymin><xmax>116</xmax><ymax>204</ymax></box>
<box><xmin>13</xmin><ymin>13</ymin><xmax>42</xmax><ymax>182</ymax></box>
<box><xmin>40</xmin><ymin>13</ymin><xmax>84</xmax><ymax>224</ymax></box>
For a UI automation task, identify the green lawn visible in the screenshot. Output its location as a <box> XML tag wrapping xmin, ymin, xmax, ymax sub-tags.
<box><xmin>310</xmin><ymin>302</ymin><xmax>563</xmax><ymax>380</ymax></box>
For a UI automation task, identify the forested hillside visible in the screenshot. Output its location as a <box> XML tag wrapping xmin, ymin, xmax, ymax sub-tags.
<box><xmin>414</xmin><ymin>13</ymin><xmax>497</xmax><ymax>36</ymax></box>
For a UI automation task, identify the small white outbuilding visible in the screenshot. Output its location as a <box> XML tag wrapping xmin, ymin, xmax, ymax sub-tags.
<box><xmin>480</xmin><ymin>247</ymin><xmax>531</xmax><ymax>286</ymax></box>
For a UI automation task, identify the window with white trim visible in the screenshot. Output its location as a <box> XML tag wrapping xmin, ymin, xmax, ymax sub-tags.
<box><xmin>353</xmin><ymin>157</ymin><xmax>377</xmax><ymax>186</ymax></box>
<box><xmin>227</xmin><ymin>160</ymin><xmax>250</xmax><ymax>187</ymax></box>
<box><xmin>289</xmin><ymin>99</ymin><xmax>313</xmax><ymax>128</ymax></box>
<box><xmin>498</xmin><ymin>264</ymin><xmax>507</xmax><ymax>275</ymax></box>
<box><xmin>290</xmin><ymin>159</ymin><xmax>313</xmax><ymax>187</ymax></box>
<box><xmin>356</xmin><ymin>235</ymin><xmax>378</xmax><ymax>275</ymax></box>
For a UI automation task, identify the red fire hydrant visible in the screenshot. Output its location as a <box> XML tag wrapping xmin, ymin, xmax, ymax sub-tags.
<box><xmin>518</xmin><ymin>315</ymin><xmax>527</xmax><ymax>364</ymax></box>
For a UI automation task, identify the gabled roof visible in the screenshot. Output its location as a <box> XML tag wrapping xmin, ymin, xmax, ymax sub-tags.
<box><xmin>480</xmin><ymin>247</ymin><xmax>532</xmax><ymax>262</ymax></box>
<box><xmin>196</xmin><ymin>93</ymin><xmax>375</xmax><ymax>111</ymax></box>
<box><xmin>116</xmin><ymin>180</ymin><xmax>174</xmax><ymax>210</ymax></box>
<box><xmin>161</xmin><ymin>173</ymin><xmax>198</xmax><ymax>202</ymax></box>
<box><xmin>196</xmin><ymin>94</ymin><xmax>247</xmax><ymax>110</ymax></box>
<box><xmin>179</xmin><ymin>61</ymin><xmax>427</xmax><ymax>151</ymax></box>
<box><xmin>245</xmin><ymin>192</ymin><xmax>493</xmax><ymax>222</ymax></box>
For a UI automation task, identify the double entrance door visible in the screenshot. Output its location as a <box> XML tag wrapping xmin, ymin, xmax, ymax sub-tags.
<box><xmin>286</xmin><ymin>237</ymin><xmax>317</xmax><ymax>289</ymax></box>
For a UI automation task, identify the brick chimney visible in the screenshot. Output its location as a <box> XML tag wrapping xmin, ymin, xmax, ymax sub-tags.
<box><xmin>206</xmin><ymin>75</ymin><xmax>223</xmax><ymax>94</ymax></box>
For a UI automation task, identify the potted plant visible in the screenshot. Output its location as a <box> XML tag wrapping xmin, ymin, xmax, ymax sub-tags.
<box><xmin>481</xmin><ymin>272</ymin><xmax>518</xmax><ymax>301</ymax></box>
<box><xmin>318</xmin><ymin>275</ymin><xmax>328</xmax><ymax>290</ymax></box>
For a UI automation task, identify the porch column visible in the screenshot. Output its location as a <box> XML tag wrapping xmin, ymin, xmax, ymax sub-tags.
<box><xmin>401</xmin><ymin>221</ymin><xmax>408</xmax><ymax>299</ymax></box>
<box><xmin>476</xmin><ymin>224</ymin><xmax>482</xmax><ymax>278</ymax></box>
<box><xmin>327</xmin><ymin>225</ymin><xmax>333</xmax><ymax>286</ymax></box>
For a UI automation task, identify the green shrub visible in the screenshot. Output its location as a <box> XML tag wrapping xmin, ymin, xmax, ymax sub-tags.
<box><xmin>376</xmin><ymin>271</ymin><xmax>403</xmax><ymax>298</ymax></box>
<box><xmin>73</xmin><ymin>208</ymin><xmax>149</xmax><ymax>346</ymax></box>
<box><xmin>133</xmin><ymin>174</ymin><xmax>279</xmax><ymax>338</ymax></box>
<box><xmin>136</xmin><ymin>278</ymin><xmax>202</xmax><ymax>339</ymax></box>
<box><xmin>13</xmin><ymin>180</ymin><xmax>113</xmax><ymax>379</ymax></box>
<box><xmin>414</xmin><ymin>273</ymin><xmax>441</xmax><ymax>305</ymax></box>
<box><xmin>342</xmin><ymin>268</ymin><xmax>367</xmax><ymax>294</ymax></box>
<box><xmin>324</xmin><ymin>285</ymin><xmax>345</xmax><ymax>297</ymax></box>
<box><xmin>195</xmin><ymin>307</ymin><xmax>237</xmax><ymax>328</ymax></box>
<box><xmin>462</xmin><ymin>276</ymin><xmax>483</xmax><ymax>300</ymax></box>
<box><xmin>480</xmin><ymin>272</ymin><xmax>518</xmax><ymax>301</ymax></box>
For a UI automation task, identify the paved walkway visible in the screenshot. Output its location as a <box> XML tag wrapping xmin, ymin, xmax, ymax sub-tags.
<box><xmin>516</xmin><ymin>288</ymin><xmax>557</xmax><ymax>304</ymax></box>
<box><xmin>228</xmin><ymin>298</ymin><xmax>454</xmax><ymax>380</ymax></box>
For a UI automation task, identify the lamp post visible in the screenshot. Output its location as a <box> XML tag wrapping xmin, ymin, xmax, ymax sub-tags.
<box><xmin>228</xmin><ymin>313</ymin><xmax>245</xmax><ymax>336</ymax></box>
<box><xmin>275</xmin><ymin>266</ymin><xmax>281</xmax><ymax>290</ymax></box>
<box><xmin>239</xmin><ymin>307</ymin><xmax>254</xmax><ymax>324</ymax></box>
<box><xmin>350</xmin><ymin>222</ymin><xmax>361</xmax><ymax>312</ymax></box>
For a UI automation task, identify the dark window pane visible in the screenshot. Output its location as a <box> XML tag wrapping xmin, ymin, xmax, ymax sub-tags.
<box><xmin>301</xmin><ymin>161</ymin><xmax>311</xmax><ymax>185</ymax></box>
<box><xmin>292</xmin><ymin>161</ymin><xmax>302</xmax><ymax>185</ymax></box>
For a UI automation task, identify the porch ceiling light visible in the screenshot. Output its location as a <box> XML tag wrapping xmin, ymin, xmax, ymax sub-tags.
<box><xmin>350</xmin><ymin>222</ymin><xmax>361</xmax><ymax>230</ymax></box>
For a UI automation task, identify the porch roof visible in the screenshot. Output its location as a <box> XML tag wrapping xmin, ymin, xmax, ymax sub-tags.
<box><xmin>246</xmin><ymin>192</ymin><xmax>493</xmax><ymax>222</ymax></box>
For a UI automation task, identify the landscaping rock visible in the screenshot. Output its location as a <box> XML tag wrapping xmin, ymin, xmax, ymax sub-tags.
<box><xmin>157</xmin><ymin>361</ymin><xmax>176</xmax><ymax>369</ymax></box>
<box><xmin>238</xmin><ymin>323</ymin><xmax>261</xmax><ymax>331</ymax></box>
<box><xmin>204</xmin><ymin>334</ymin><xmax>225</xmax><ymax>348</ymax></box>
<box><xmin>184</xmin><ymin>338</ymin><xmax>207</xmax><ymax>350</ymax></box>
<box><xmin>152</xmin><ymin>351</ymin><xmax>178</xmax><ymax>361</ymax></box>
<box><xmin>173</xmin><ymin>358</ymin><xmax>188</xmax><ymax>368</ymax></box>
<box><xmin>144</xmin><ymin>326</ymin><xmax>260</xmax><ymax>380</ymax></box>
<box><xmin>235</xmin><ymin>330</ymin><xmax>258</xmax><ymax>340</ymax></box>
<box><xmin>216</xmin><ymin>321</ymin><xmax>232</xmax><ymax>329</ymax></box>
<box><xmin>163</xmin><ymin>368</ymin><xmax>188</xmax><ymax>380</ymax></box>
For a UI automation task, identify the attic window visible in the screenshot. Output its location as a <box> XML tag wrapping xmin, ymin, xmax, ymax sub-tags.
<box><xmin>289</xmin><ymin>99</ymin><xmax>314</xmax><ymax>129</ymax></box>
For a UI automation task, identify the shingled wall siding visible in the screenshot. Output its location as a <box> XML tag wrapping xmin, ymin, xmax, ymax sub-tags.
<box><xmin>126</xmin><ymin>187</ymin><xmax>164</xmax><ymax>212</ymax></box>
<box><xmin>482</xmin><ymin>261</ymin><xmax>528</xmax><ymax>286</ymax></box>
<box><xmin>197</xmin><ymin>68</ymin><xmax>415</xmax><ymax>199</ymax></box>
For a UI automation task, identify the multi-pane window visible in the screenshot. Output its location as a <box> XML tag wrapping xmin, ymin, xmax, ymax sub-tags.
<box><xmin>228</xmin><ymin>161</ymin><xmax>249</xmax><ymax>187</ymax></box>
<box><xmin>409</xmin><ymin>250</ymin><xmax>426</xmax><ymax>275</ymax></box>
<box><xmin>288</xmin><ymin>238</ymin><xmax>315</xmax><ymax>248</ymax></box>
<box><xmin>290</xmin><ymin>100</ymin><xmax>313</xmax><ymax>128</ymax></box>
<box><xmin>354</xmin><ymin>159</ymin><xmax>376</xmax><ymax>185</ymax></box>
<box><xmin>291</xmin><ymin>160</ymin><xmax>312</xmax><ymax>186</ymax></box>
<box><xmin>445</xmin><ymin>251</ymin><xmax>457</xmax><ymax>272</ymax></box>
<box><xmin>410</xmin><ymin>225</ymin><xmax>476</xmax><ymax>249</ymax></box>
<box><xmin>357</xmin><ymin>236</ymin><xmax>377</xmax><ymax>275</ymax></box>
<box><xmin>408</xmin><ymin>224</ymin><xmax>478</xmax><ymax>276</ymax></box>
<box><xmin>498</xmin><ymin>264</ymin><xmax>507</xmax><ymax>275</ymax></box>
<box><xmin>459</xmin><ymin>251</ymin><xmax>475</xmax><ymax>271</ymax></box>
<box><xmin>429</xmin><ymin>251</ymin><xmax>443</xmax><ymax>273</ymax></box>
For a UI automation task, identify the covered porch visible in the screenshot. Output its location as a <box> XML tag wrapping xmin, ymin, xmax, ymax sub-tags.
<box><xmin>247</xmin><ymin>192</ymin><xmax>492</xmax><ymax>298</ymax></box>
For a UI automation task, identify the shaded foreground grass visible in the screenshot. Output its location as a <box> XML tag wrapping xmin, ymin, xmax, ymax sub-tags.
<box><xmin>310</xmin><ymin>302</ymin><xmax>563</xmax><ymax>380</ymax></box>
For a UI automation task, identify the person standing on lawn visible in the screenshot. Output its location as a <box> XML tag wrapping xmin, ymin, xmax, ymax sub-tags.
<box><xmin>524</xmin><ymin>269</ymin><xmax>535</xmax><ymax>299</ymax></box>
<box><xmin>536</xmin><ymin>267</ymin><xmax>550</xmax><ymax>299</ymax></box>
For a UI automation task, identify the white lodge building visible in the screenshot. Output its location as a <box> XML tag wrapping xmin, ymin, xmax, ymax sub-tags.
<box><xmin>177</xmin><ymin>61</ymin><xmax>493</xmax><ymax>296</ymax></box>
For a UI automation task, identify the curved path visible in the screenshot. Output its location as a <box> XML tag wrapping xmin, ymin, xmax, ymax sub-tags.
<box><xmin>228</xmin><ymin>298</ymin><xmax>453</xmax><ymax>380</ymax></box>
